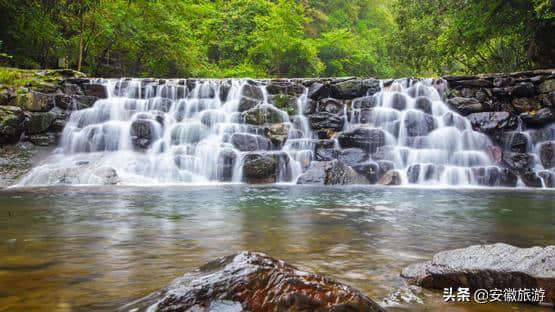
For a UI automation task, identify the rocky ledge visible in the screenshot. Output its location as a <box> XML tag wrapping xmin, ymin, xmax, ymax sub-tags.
<box><xmin>401</xmin><ymin>243</ymin><xmax>555</xmax><ymax>306</ymax></box>
<box><xmin>123</xmin><ymin>251</ymin><xmax>385</xmax><ymax>312</ymax></box>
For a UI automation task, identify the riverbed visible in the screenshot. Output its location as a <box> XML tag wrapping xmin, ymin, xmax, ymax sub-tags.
<box><xmin>0</xmin><ymin>185</ymin><xmax>553</xmax><ymax>311</ymax></box>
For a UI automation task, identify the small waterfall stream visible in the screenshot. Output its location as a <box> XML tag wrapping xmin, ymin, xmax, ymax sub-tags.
<box><xmin>17</xmin><ymin>78</ymin><xmax>554</xmax><ymax>187</ymax></box>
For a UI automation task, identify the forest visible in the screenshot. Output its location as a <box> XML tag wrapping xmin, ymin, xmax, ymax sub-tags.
<box><xmin>0</xmin><ymin>0</ymin><xmax>553</xmax><ymax>78</ymax></box>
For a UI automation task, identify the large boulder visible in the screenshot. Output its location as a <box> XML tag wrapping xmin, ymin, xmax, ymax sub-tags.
<box><xmin>520</xmin><ymin>108</ymin><xmax>553</xmax><ymax>128</ymax></box>
<box><xmin>447</xmin><ymin>97</ymin><xmax>484</xmax><ymax>115</ymax></box>
<box><xmin>307</xmin><ymin>82</ymin><xmax>333</xmax><ymax>100</ymax></box>
<box><xmin>82</xmin><ymin>83</ymin><xmax>108</xmax><ymax>98</ymax></box>
<box><xmin>25</xmin><ymin>112</ymin><xmax>57</xmax><ymax>135</ymax></box>
<box><xmin>231</xmin><ymin>133</ymin><xmax>270</xmax><ymax>152</ymax></box>
<box><xmin>0</xmin><ymin>106</ymin><xmax>26</xmax><ymax>144</ymax></box>
<box><xmin>502</xmin><ymin>152</ymin><xmax>535</xmax><ymax>172</ymax></box>
<box><xmin>316</xmin><ymin>98</ymin><xmax>344</xmax><ymax>115</ymax></box>
<box><xmin>130</xmin><ymin>119</ymin><xmax>156</xmax><ymax>149</ymax></box>
<box><xmin>332</xmin><ymin>79</ymin><xmax>380</xmax><ymax>99</ymax></box>
<box><xmin>337</xmin><ymin>128</ymin><xmax>386</xmax><ymax>153</ymax></box>
<box><xmin>539</xmin><ymin>141</ymin><xmax>555</xmax><ymax>169</ymax></box>
<box><xmin>264</xmin><ymin>123</ymin><xmax>290</xmax><ymax>148</ymax></box>
<box><xmin>467</xmin><ymin>111</ymin><xmax>518</xmax><ymax>141</ymax></box>
<box><xmin>242</xmin><ymin>152</ymin><xmax>289</xmax><ymax>184</ymax></box>
<box><xmin>308</xmin><ymin>113</ymin><xmax>345</xmax><ymax>132</ymax></box>
<box><xmin>403</xmin><ymin>110</ymin><xmax>437</xmax><ymax>136</ymax></box>
<box><xmin>296</xmin><ymin>159</ymin><xmax>368</xmax><ymax>185</ymax></box>
<box><xmin>335</xmin><ymin>148</ymin><xmax>368</xmax><ymax>166</ymax></box>
<box><xmin>500</xmin><ymin>131</ymin><xmax>529</xmax><ymax>153</ymax></box>
<box><xmin>401</xmin><ymin>243</ymin><xmax>555</xmax><ymax>305</ymax></box>
<box><xmin>123</xmin><ymin>251</ymin><xmax>385</xmax><ymax>312</ymax></box>
<box><xmin>538</xmin><ymin>79</ymin><xmax>555</xmax><ymax>94</ymax></box>
<box><xmin>520</xmin><ymin>170</ymin><xmax>544</xmax><ymax>187</ymax></box>
<box><xmin>16</xmin><ymin>91</ymin><xmax>55</xmax><ymax>112</ymax></box>
<box><xmin>266</xmin><ymin>81</ymin><xmax>304</xmax><ymax>95</ymax></box>
<box><xmin>240</xmin><ymin>84</ymin><xmax>264</xmax><ymax>100</ymax></box>
<box><xmin>472</xmin><ymin>166</ymin><xmax>518</xmax><ymax>187</ymax></box>
<box><xmin>243</xmin><ymin>104</ymin><xmax>285</xmax><ymax>125</ymax></box>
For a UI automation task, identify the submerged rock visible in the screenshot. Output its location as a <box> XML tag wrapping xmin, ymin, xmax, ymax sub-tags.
<box><xmin>296</xmin><ymin>159</ymin><xmax>368</xmax><ymax>185</ymax></box>
<box><xmin>401</xmin><ymin>243</ymin><xmax>555</xmax><ymax>305</ymax></box>
<box><xmin>124</xmin><ymin>251</ymin><xmax>385</xmax><ymax>312</ymax></box>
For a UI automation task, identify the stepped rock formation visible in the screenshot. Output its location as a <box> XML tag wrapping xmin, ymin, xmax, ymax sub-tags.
<box><xmin>1</xmin><ymin>69</ymin><xmax>554</xmax><ymax>187</ymax></box>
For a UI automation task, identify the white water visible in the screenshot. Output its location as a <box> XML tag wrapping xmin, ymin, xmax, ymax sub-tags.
<box><xmin>17</xmin><ymin>78</ymin><xmax>554</xmax><ymax>187</ymax></box>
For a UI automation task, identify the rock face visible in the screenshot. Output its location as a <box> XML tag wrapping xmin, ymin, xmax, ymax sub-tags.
<box><xmin>125</xmin><ymin>251</ymin><xmax>385</xmax><ymax>312</ymax></box>
<box><xmin>402</xmin><ymin>243</ymin><xmax>555</xmax><ymax>305</ymax></box>
<box><xmin>467</xmin><ymin>112</ymin><xmax>518</xmax><ymax>140</ymax></box>
<box><xmin>297</xmin><ymin>160</ymin><xmax>369</xmax><ymax>185</ymax></box>
<box><xmin>0</xmin><ymin>106</ymin><xmax>26</xmax><ymax>144</ymax></box>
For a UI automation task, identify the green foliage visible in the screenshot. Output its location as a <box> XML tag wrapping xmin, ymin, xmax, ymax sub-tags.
<box><xmin>0</xmin><ymin>0</ymin><xmax>552</xmax><ymax>78</ymax></box>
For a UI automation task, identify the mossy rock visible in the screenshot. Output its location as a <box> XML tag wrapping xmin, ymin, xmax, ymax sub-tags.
<box><xmin>0</xmin><ymin>106</ymin><xmax>25</xmax><ymax>144</ymax></box>
<box><xmin>243</xmin><ymin>104</ymin><xmax>285</xmax><ymax>125</ymax></box>
<box><xmin>16</xmin><ymin>91</ymin><xmax>55</xmax><ymax>112</ymax></box>
<box><xmin>271</xmin><ymin>94</ymin><xmax>297</xmax><ymax>115</ymax></box>
<box><xmin>25</xmin><ymin>112</ymin><xmax>57</xmax><ymax>135</ymax></box>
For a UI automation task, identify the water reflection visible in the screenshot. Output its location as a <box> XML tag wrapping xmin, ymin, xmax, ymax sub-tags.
<box><xmin>0</xmin><ymin>185</ymin><xmax>554</xmax><ymax>311</ymax></box>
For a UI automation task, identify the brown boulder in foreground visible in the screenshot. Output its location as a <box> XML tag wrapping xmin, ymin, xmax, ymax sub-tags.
<box><xmin>124</xmin><ymin>251</ymin><xmax>385</xmax><ymax>312</ymax></box>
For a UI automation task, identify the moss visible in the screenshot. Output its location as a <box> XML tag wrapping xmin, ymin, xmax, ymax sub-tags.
<box><xmin>0</xmin><ymin>67</ymin><xmax>85</xmax><ymax>91</ymax></box>
<box><xmin>272</xmin><ymin>94</ymin><xmax>297</xmax><ymax>115</ymax></box>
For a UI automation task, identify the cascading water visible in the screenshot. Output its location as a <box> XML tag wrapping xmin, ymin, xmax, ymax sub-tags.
<box><xmin>17</xmin><ymin>77</ymin><xmax>554</xmax><ymax>187</ymax></box>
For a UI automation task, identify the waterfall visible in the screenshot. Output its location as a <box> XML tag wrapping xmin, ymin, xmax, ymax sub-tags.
<box><xmin>17</xmin><ymin>77</ymin><xmax>554</xmax><ymax>187</ymax></box>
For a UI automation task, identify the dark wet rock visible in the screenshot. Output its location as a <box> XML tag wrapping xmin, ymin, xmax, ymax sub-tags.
<box><xmin>82</xmin><ymin>83</ymin><xmax>108</xmax><ymax>98</ymax></box>
<box><xmin>240</xmin><ymin>84</ymin><xmax>264</xmax><ymax>100</ymax></box>
<box><xmin>266</xmin><ymin>81</ymin><xmax>304</xmax><ymax>95</ymax></box>
<box><xmin>231</xmin><ymin>133</ymin><xmax>270</xmax><ymax>152</ymax></box>
<box><xmin>539</xmin><ymin>141</ymin><xmax>555</xmax><ymax>169</ymax></box>
<box><xmin>25</xmin><ymin>112</ymin><xmax>57</xmax><ymax>135</ymax></box>
<box><xmin>414</xmin><ymin>96</ymin><xmax>433</xmax><ymax>114</ymax></box>
<box><xmin>401</xmin><ymin>243</ymin><xmax>554</xmax><ymax>305</ymax></box>
<box><xmin>242</xmin><ymin>152</ymin><xmax>289</xmax><ymax>184</ymax></box>
<box><xmin>467</xmin><ymin>112</ymin><xmax>518</xmax><ymax>141</ymax></box>
<box><xmin>538</xmin><ymin>170</ymin><xmax>555</xmax><ymax>187</ymax></box>
<box><xmin>378</xmin><ymin>170</ymin><xmax>402</xmax><ymax>185</ymax></box>
<box><xmin>502</xmin><ymin>152</ymin><xmax>535</xmax><ymax>172</ymax></box>
<box><xmin>332</xmin><ymin>79</ymin><xmax>380</xmax><ymax>99</ymax></box>
<box><xmin>512</xmin><ymin>82</ymin><xmax>536</xmax><ymax>97</ymax></box>
<box><xmin>264</xmin><ymin>123</ymin><xmax>290</xmax><ymax>148</ymax></box>
<box><xmin>389</xmin><ymin>92</ymin><xmax>407</xmax><ymax>110</ymax></box>
<box><xmin>442</xmin><ymin>112</ymin><xmax>467</xmax><ymax>130</ymax></box>
<box><xmin>243</xmin><ymin>104</ymin><xmax>284</xmax><ymax>125</ymax></box>
<box><xmin>407</xmin><ymin>164</ymin><xmax>444</xmax><ymax>183</ymax></box>
<box><xmin>317</xmin><ymin>98</ymin><xmax>344</xmax><ymax>115</ymax></box>
<box><xmin>351</xmin><ymin>162</ymin><xmax>380</xmax><ymax>184</ymax></box>
<box><xmin>61</xmin><ymin>82</ymin><xmax>83</xmax><ymax>96</ymax></box>
<box><xmin>447</xmin><ymin>97</ymin><xmax>483</xmax><ymax>115</ymax></box>
<box><xmin>238</xmin><ymin>97</ymin><xmax>261</xmax><ymax>112</ymax></box>
<box><xmin>335</xmin><ymin>148</ymin><xmax>368</xmax><ymax>166</ymax></box>
<box><xmin>352</xmin><ymin>96</ymin><xmax>378</xmax><ymax>110</ymax></box>
<box><xmin>308</xmin><ymin>113</ymin><xmax>345</xmax><ymax>132</ymax></box>
<box><xmin>200</xmin><ymin>110</ymin><xmax>226</xmax><ymax>127</ymax></box>
<box><xmin>501</xmin><ymin>131</ymin><xmax>529</xmax><ymax>153</ymax></box>
<box><xmin>403</xmin><ymin>111</ymin><xmax>437</xmax><ymax>136</ymax></box>
<box><xmin>215</xmin><ymin>148</ymin><xmax>236</xmax><ymax>182</ymax></box>
<box><xmin>130</xmin><ymin>119</ymin><xmax>155</xmax><ymax>149</ymax></box>
<box><xmin>124</xmin><ymin>251</ymin><xmax>385</xmax><ymax>312</ymax></box>
<box><xmin>313</xmin><ymin>140</ymin><xmax>336</xmax><ymax>161</ymax></box>
<box><xmin>296</xmin><ymin>159</ymin><xmax>368</xmax><ymax>185</ymax></box>
<box><xmin>337</xmin><ymin>128</ymin><xmax>386</xmax><ymax>153</ymax></box>
<box><xmin>520</xmin><ymin>170</ymin><xmax>544</xmax><ymax>187</ymax></box>
<box><xmin>0</xmin><ymin>106</ymin><xmax>26</xmax><ymax>144</ymax></box>
<box><xmin>520</xmin><ymin>108</ymin><xmax>553</xmax><ymax>128</ymax></box>
<box><xmin>472</xmin><ymin>166</ymin><xmax>518</xmax><ymax>187</ymax></box>
<box><xmin>307</xmin><ymin>82</ymin><xmax>333</xmax><ymax>100</ymax></box>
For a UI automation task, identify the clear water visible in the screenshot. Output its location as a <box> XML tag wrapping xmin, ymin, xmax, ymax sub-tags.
<box><xmin>0</xmin><ymin>185</ymin><xmax>553</xmax><ymax>311</ymax></box>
